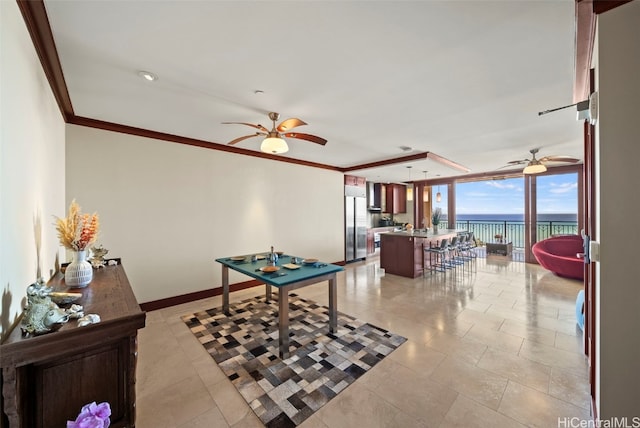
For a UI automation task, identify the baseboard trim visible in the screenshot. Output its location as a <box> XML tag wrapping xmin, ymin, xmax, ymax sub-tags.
<box><xmin>139</xmin><ymin>279</ymin><xmax>262</xmax><ymax>312</ymax></box>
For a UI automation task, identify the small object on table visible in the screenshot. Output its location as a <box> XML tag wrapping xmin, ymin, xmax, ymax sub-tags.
<box><xmin>49</xmin><ymin>292</ymin><xmax>82</xmax><ymax>305</ymax></box>
<box><xmin>90</xmin><ymin>245</ymin><xmax>109</xmax><ymax>268</ymax></box>
<box><xmin>77</xmin><ymin>314</ymin><xmax>101</xmax><ymax>327</ymax></box>
<box><xmin>268</xmin><ymin>246</ymin><xmax>278</xmax><ymax>266</ymax></box>
<box><xmin>66</xmin><ymin>304</ymin><xmax>84</xmax><ymax>319</ymax></box>
<box><xmin>282</xmin><ymin>263</ymin><xmax>300</xmax><ymax>270</ymax></box>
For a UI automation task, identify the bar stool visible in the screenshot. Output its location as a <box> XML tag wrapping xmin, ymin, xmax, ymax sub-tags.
<box><xmin>459</xmin><ymin>232</ymin><xmax>478</xmax><ymax>272</ymax></box>
<box><xmin>454</xmin><ymin>234</ymin><xmax>470</xmax><ymax>271</ymax></box>
<box><xmin>425</xmin><ymin>238</ymin><xmax>450</xmax><ymax>275</ymax></box>
<box><xmin>447</xmin><ymin>236</ymin><xmax>465</xmax><ymax>270</ymax></box>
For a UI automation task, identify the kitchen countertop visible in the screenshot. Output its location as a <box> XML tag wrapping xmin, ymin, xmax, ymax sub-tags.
<box><xmin>369</xmin><ymin>226</ymin><xmax>402</xmax><ymax>231</ymax></box>
<box><xmin>382</xmin><ymin>229</ymin><xmax>460</xmax><ymax>238</ymax></box>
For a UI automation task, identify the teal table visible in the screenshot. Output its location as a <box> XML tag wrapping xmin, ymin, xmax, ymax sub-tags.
<box><xmin>216</xmin><ymin>253</ymin><xmax>344</xmax><ymax>358</ymax></box>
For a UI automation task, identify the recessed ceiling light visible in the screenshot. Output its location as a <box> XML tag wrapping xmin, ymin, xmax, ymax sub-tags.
<box><xmin>399</xmin><ymin>146</ymin><xmax>412</xmax><ymax>152</ymax></box>
<box><xmin>137</xmin><ymin>71</ymin><xmax>158</xmax><ymax>81</ymax></box>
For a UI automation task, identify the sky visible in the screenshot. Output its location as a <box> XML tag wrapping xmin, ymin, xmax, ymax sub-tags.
<box><xmin>432</xmin><ymin>172</ymin><xmax>578</xmax><ymax>215</ymax></box>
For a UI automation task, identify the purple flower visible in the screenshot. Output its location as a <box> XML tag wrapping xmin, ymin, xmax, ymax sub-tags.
<box><xmin>67</xmin><ymin>402</ymin><xmax>111</xmax><ymax>428</ymax></box>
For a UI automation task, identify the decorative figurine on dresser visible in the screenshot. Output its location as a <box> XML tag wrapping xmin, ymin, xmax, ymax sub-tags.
<box><xmin>20</xmin><ymin>280</ymin><xmax>71</xmax><ymax>336</ymax></box>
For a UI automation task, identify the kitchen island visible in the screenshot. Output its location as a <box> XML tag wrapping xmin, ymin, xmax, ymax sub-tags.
<box><xmin>380</xmin><ymin>229</ymin><xmax>459</xmax><ymax>278</ymax></box>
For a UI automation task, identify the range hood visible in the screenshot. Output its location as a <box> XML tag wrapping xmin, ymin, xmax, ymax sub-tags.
<box><xmin>367</xmin><ymin>182</ymin><xmax>382</xmax><ymax>212</ymax></box>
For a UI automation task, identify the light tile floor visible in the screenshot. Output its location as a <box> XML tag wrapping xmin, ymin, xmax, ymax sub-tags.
<box><xmin>136</xmin><ymin>254</ymin><xmax>590</xmax><ymax>427</ymax></box>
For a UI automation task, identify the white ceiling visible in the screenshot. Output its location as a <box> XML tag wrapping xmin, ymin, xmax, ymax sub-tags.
<box><xmin>44</xmin><ymin>0</ymin><xmax>584</xmax><ymax>183</ymax></box>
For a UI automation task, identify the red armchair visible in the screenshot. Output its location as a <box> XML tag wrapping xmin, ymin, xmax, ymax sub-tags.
<box><xmin>532</xmin><ymin>235</ymin><xmax>584</xmax><ymax>280</ymax></box>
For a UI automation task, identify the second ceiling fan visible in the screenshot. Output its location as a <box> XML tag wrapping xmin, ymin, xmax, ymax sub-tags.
<box><xmin>223</xmin><ymin>112</ymin><xmax>327</xmax><ymax>154</ymax></box>
<box><xmin>506</xmin><ymin>148</ymin><xmax>580</xmax><ymax>174</ymax></box>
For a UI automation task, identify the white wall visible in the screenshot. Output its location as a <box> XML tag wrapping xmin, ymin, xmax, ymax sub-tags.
<box><xmin>65</xmin><ymin>125</ymin><xmax>344</xmax><ymax>303</ymax></box>
<box><xmin>0</xmin><ymin>1</ymin><xmax>66</xmax><ymax>338</ymax></box>
<box><xmin>595</xmin><ymin>1</ymin><xmax>640</xmax><ymax>418</ymax></box>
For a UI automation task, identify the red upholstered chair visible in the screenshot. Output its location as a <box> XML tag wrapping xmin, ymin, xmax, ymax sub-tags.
<box><xmin>532</xmin><ymin>235</ymin><xmax>585</xmax><ymax>280</ymax></box>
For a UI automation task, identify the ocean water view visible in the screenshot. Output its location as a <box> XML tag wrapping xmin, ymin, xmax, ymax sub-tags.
<box><xmin>450</xmin><ymin>213</ymin><xmax>578</xmax><ymax>248</ymax></box>
<box><xmin>455</xmin><ymin>213</ymin><xmax>577</xmax><ymax>222</ymax></box>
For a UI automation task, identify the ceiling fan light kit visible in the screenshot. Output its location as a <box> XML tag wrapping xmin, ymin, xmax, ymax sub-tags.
<box><xmin>523</xmin><ymin>162</ymin><xmax>547</xmax><ymax>174</ymax></box>
<box><xmin>261</xmin><ymin>136</ymin><xmax>289</xmax><ymax>154</ymax></box>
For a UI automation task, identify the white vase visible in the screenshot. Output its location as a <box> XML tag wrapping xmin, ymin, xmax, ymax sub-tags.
<box><xmin>65</xmin><ymin>250</ymin><xmax>93</xmax><ymax>288</ymax></box>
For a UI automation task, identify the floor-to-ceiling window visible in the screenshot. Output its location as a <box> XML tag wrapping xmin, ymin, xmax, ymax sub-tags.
<box><xmin>454</xmin><ymin>177</ymin><xmax>525</xmax><ymax>246</ymax></box>
<box><xmin>453</xmin><ymin>170</ymin><xmax>579</xmax><ymax>250</ymax></box>
<box><xmin>535</xmin><ymin>172</ymin><xmax>579</xmax><ymax>238</ymax></box>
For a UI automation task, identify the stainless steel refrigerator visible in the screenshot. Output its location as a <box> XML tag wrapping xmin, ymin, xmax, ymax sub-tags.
<box><xmin>345</xmin><ymin>186</ymin><xmax>367</xmax><ymax>263</ymax></box>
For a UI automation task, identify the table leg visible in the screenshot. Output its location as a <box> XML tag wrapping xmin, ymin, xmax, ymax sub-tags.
<box><xmin>278</xmin><ymin>287</ymin><xmax>289</xmax><ymax>359</ymax></box>
<box><xmin>222</xmin><ymin>265</ymin><xmax>230</xmax><ymax>315</ymax></box>
<box><xmin>265</xmin><ymin>284</ymin><xmax>272</xmax><ymax>303</ymax></box>
<box><xmin>328</xmin><ymin>275</ymin><xmax>337</xmax><ymax>333</ymax></box>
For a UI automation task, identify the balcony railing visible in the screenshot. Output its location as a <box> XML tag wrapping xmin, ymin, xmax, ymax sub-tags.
<box><xmin>454</xmin><ymin>219</ymin><xmax>578</xmax><ymax>249</ymax></box>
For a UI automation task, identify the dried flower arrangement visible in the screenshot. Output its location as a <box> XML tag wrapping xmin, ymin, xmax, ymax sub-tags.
<box><xmin>67</xmin><ymin>401</ymin><xmax>111</xmax><ymax>428</ymax></box>
<box><xmin>54</xmin><ymin>200</ymin><xmax>100</xmax><ymax>251</ymax></box>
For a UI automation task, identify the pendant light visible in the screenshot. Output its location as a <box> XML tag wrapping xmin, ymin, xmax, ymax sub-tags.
<box><xmin>422</xmin><ymin>171</ymin><xmax>429</xmax><ymax>202</ymax></box>
<box><xmin>436</xmin><ymin>185</ymin><xmax>442</xmax><ymax>202</ymax></box>
<box><xmin>406</xmin><ymin>166</ymin><xmax>413</xmax><ymax>201</ymax></box>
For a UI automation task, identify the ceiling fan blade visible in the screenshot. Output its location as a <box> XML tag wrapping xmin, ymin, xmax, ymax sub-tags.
<box><xmin>222</xmin><ymin>121</ymin><xmax>269</xmax><ymax>133</ymax></box>
<box><xmin>496</xmin><ymin>163</ymin><xmax>522</xmax><ymax>170</ymax></box>
<box><xmin>539</xmin><ymin>155</ymin><xmax>580</xmax><ymax>163</ymax></box>
<box><xmin>506</xmin><ymin>159</ymin><xmax>528</xmax><ymax>165</ymax></box>
<box><xmin>277</xmin><ymin>118</ymin><xmax>307</xmax><ymax>132</ymax></box>
<box><xmin>283</xmin><ymin>132</ymin><xmax>327</xmax><ymax>146</ymax></box>
<box><xmin>227</xmin><ymin>133</ymin><xmax>263</xmax><ymax>145</ymax></box>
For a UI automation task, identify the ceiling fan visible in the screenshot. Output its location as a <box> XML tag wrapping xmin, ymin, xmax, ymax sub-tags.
<box><xmin>223</xmin><ymin>112</ymin><xmax>327</xmax><ymax>154</ymax></box>
<box><xmin>505</xmin><ymin>148</ymin><xmax>580</xmax><ymax>174</ymax></box>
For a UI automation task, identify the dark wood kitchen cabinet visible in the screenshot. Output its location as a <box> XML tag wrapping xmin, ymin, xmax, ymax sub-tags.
<box><xmin>384</xmin><ymin>184</ymin><xmax>407</xmax><ymax>214</ymax></box>
<box><xmin>344</xmin><ymin>175</ymin><xmax>366</xmax><ymax>187</ymax></box>
<box><xmin>1</xmin><ymin>264</ymin><xmax>146</xmax><ymax>428</ymax></box>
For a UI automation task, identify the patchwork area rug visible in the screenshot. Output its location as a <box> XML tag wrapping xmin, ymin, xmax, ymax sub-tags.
<box><xmin>182</xmin><ymin>294</ymin><xmax>406</xmax><ymax>427</ymax></box>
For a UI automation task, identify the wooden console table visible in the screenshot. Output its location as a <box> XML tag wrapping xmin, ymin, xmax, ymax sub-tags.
<box><xmin>486</xmin><ymin>241</ymin><xmax>513</xmax><ymax>256</ymax></box>
<box><xmin>1</xmin><ymin>264</ymin><xmax>146</xmax><ymax>428</ymax></box>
